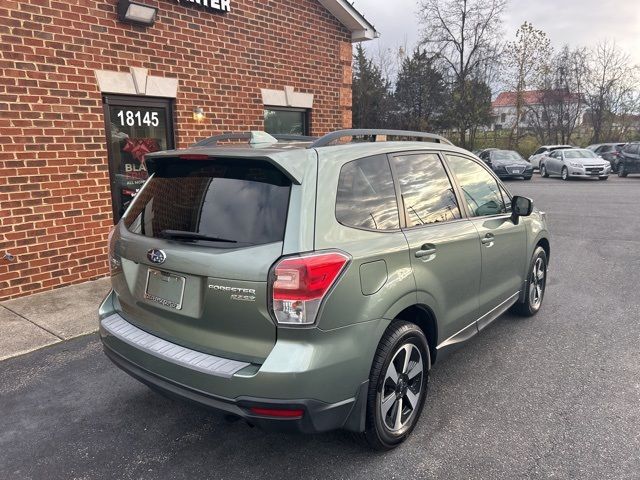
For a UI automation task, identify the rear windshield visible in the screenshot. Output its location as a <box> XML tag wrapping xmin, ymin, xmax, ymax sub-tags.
<box><xmin>123</xmin><ymin>159</ymin><xmax>291</xmax><ymax>247</ymax></box>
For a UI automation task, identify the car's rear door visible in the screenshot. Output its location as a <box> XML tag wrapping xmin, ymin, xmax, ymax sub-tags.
<box><xmin>443</xmin><ymin>154</ymin><xmax>527</xmax><ymax>328</ymax></box>
<box><xmin>391</xmin><ymin>152</ymin><xmax>481</xmax><ymax>346</ymax></box>
<box><xmin>110</xmin><ymin>156</ymin><xmax>296</xmax><ymax>364</ymax></box>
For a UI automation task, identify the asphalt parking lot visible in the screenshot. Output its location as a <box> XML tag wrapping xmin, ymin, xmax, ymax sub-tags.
<box><xmin>1</xmin><ymin>175</ymin><xmax>639</xmax><ymax>480</ymax></box>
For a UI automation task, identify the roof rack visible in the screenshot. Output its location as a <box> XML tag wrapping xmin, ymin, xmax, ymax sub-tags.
<box><xmin>309</xmin><ymin>129</ymin><xmax>454</xmax><ymax>148</ymax></box>
<box><xmin>192</xmin><ymin>132</ymin><xmax>317</xmax><ymax>147</ymax></box>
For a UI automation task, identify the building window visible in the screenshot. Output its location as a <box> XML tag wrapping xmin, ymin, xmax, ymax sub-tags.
<box><xmin>264</xmin><ymin>108</ymin><xmax>309</xmax><ymax>136</ymax></box>
<box><xmin>103</xmin><ymin>95</ymin><xmax>175</xmax><ymax>222</ymax></box>
<box><xmin>501</xmin><ymin>113</ymin><xmax>506</xmax><ymax>123</ymax></box>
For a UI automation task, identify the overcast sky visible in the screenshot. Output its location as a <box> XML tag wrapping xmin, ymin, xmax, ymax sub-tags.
<box><xmin>353</xmin><ymin>0</ymin><xmax>640</xmax><ymax>67</ymax></box>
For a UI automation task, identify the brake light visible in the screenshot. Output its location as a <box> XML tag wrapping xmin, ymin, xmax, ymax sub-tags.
<box><xmin>179</xmin><ymin>154</ymin><xmax>210</xmax><ymax>160</ymax></box>
<box><xmin>107</xmin><ymin>226</ymin><xmax>122</xmax><ymax>276</ymax></box>
<box><xmin>271</xmin><ymin>251</ymin><xmax>350</xmax><ymax>325</ymax></box>
<box><xmin>250</xmin><ymin>407</ymin><xmax>304</xmax><ymax>418</ymax></box>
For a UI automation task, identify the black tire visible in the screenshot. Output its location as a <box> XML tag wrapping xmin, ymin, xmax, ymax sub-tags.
<box><xmin>511</xmin><ymin>246</ymin><xmax>548</xmax><ymax>317</ymax></box>
<box><xmin>618</xmin><ymin>163</ymin><xmax>628</xmax><ymax>177</ymax></box>
<box><xmin>360</xmin><ymin>321</ymin><xmax>430</xmax><ymax>451</ymax></box>
<box><xmin>540</xmin><ymin>164</ymin><xmax>549</xmax><ymax>178</ymax></box>
<box><xmin>561</xmin><ymin>167</ymin><xmax>569</xmax><ymax>181</ymax></box>
<box><xmin>524</xmin><ymin>175</ymin><xmax>532</xmax><ymax>181</ymax></box>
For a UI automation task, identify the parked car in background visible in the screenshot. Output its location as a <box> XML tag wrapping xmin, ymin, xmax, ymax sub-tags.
<box><xmin>586</xmin><ymin>143</ymin><xmax>626</xmax><ymax>172</ymax></box>
<box><xmin>529</xmin><ymin>145</ymin><xmax>573</xmax><ymax>170</ymax></box>
<box><xmin>540</xmin><ymin>148</ymin><xmax>611</xmax><ymax>181</ymax></box>
<box><xmin>617</xmin><ymin>142</ymin><xmax>640</xmax><ymax>177</ymax></box>
<box><xmin>99</xmin><ymin>129</ymin><xmax>550</xmax><ymax>450</ymax></box>
<box><xmin>478</xmin><ymin>149</ymin><xmax>533</xmax><ymax>180</ymax></box>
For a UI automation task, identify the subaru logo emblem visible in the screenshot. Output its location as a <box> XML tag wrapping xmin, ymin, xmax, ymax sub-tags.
<box><xmin>147</xmin><ymin>249</ymin><xmax>166</xmax><ymax>265</ymax></box>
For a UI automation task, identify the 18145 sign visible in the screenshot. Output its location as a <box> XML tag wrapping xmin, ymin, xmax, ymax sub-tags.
<box><xmin>176</xmin><ymin>0</ymin><xmax>231</xmax><ymax>12</ymax></box>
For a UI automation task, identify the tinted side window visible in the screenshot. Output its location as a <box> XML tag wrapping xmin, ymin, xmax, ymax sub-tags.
<box><xmin>446</xmin><ymin>155</ymin><xmax>507</xmax><ymax>217</ymax></box>
<box><xmin>336</xmin><ymin>155</ymin><xmax>400</xmax><ymax>230</ymax></box>
<box><xmin>392</xmin><ymin>153</ymin><xmax>461</xmax><ymax>226</ymax></box>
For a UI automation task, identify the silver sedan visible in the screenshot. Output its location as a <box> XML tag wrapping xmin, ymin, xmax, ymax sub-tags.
<box><xmin>539</xmin><ymin>148</ymin><xmax>611</xmax><ymax>181</ymax></box>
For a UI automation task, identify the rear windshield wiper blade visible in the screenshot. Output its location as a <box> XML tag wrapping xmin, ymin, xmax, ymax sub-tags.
<box><xmin>159</xmin><ymin>230</ymin><xmax>238</xmax><ymax>243</ymax></box>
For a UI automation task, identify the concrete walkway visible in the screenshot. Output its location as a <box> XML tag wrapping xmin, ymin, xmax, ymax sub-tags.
<box><xmin>0</xmin><ymin>278</ymin><xmax>111</xmax><ymax>361</ymax></box>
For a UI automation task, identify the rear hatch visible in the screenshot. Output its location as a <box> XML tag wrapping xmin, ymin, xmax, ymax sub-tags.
<box><xmin>110</xmin><ymin>157</ymin><xmax>292</xmax><ymax>364</ymax></box>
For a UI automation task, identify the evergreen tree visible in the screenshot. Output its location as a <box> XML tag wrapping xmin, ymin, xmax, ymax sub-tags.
<box><xmin>352</xmin><ymin>44</ymin><xmax>390</xmax><ymax>128</ymax></box>
<box><xmin>394</xmin><ymin>49</ymin><xmax>447</xmax><ymax>131</ymax></box>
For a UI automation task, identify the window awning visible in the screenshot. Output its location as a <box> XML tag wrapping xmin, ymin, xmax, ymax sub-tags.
<box><xmin>318</xmin><ymin>0</ymin><xmax>379</xmax><ymax>42</ymax></box>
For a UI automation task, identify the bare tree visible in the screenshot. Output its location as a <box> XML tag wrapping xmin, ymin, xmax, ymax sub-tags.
<box><xmin>525</xmin><ymin>46</ymin><xmax>588</xmax><ymax>144</ymax></box>
<box><xmin>585</xmin><ymin>41</ymin><xmax>639</xmax><ymax>143</ymax></box>
<box><xmin>419</xmin><ymin>0</ymin><xmax>506</xmax><ymax>147</ymax></box>
<box><xmin>503</xmin><ymin>22</ymin><xmax>551</xmax><ymax>147</ymax></box>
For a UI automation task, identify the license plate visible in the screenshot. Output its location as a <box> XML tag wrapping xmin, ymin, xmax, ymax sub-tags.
<box><xmin>513</xmin><ymin>169</ymin><xmax>522</xmax><ymax>173</ymax></box>
<box><xmin>144</xmin><ymin>269</ymin><xmax>186</xmax><ymax>310</ymax></box>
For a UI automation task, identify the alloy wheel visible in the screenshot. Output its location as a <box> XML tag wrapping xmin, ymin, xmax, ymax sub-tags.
<box><xmin>562</xmin><ymin>167</ymin><xmax>568</xmax><ymax>180</ymax></box>
<box><xmin>529</xmin><ymin>256</ymin><xmax>546</xmax><ymax>309</ymax></box>
<box><xmin>379</xmin><ymin>343</ymin><xmax>424</xmax><ymax>432</ymax></box>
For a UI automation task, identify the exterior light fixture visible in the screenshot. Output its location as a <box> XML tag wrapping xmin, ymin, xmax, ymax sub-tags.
<box><xmin>193</xmin><ymin>107</ymin><xmax>205</xmax><ymax>122</ymax></box>
<box><xmin>117</xmin><ymin>0</ymin><xmax>158</xmax><ymax>27</ymax></box>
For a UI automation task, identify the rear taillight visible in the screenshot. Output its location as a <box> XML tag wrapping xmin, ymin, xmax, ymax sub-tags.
<box><xmin>271</xmin><ymin>251</ymin><xmax>350</xmax><ymax>326</ymax></box>
<box><xmin>107</xmin><ymin>226</ymin><xmax>122</xmax><ymax>276</ymax></box>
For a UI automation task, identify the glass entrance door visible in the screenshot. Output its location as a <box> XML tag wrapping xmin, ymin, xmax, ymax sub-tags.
<box><xmin>103</xmin><ymin>95</ymin><xmax>175</xmax><ymax>221</ymax></box>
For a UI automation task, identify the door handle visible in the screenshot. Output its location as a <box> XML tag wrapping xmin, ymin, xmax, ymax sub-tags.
<box><xmin>415</xmin><ymin>244</ymin><xmax>437</xmax><ymax>259</ymax></box>
<box><xmin>481</xmin><ymin>234</ymin><xmax>495</xmax><ymax>247</ymax></box>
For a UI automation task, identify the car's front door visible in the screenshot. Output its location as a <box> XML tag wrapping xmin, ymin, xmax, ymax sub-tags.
<box><xmin>444</xmin><ymin>154</ymin><xmax>528</xmax><ymax>328</ymax></box>
<box><xmin>390</xmin><ymin>152</ymin><xmax>481</xmax><ymax>347</ymax></box>
<box><xmin>546</xmin><ymin>151</ymin><xmax>562</xmax><ymax>174</ymax></box>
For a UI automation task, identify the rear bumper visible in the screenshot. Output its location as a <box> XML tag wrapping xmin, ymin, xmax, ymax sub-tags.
<box><xmin>103</xmin><ymin>341</ymin><xmax>366</xmax><ymax>433</ymax></box>
<box><xmin>98</xmin><ymin>290</ymin><xmax>385</xmax><ymax>433</ymax></box>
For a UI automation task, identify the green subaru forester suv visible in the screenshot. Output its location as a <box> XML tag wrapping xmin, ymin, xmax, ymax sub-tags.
<box><xmin>100</xmin><ymin>130</ymin><xmax>550</xmax><ymax>450</ymax></box>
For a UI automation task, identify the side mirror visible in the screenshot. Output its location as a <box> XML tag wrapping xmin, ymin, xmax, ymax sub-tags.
<box><xmin>511</xmin><ymin>196</ymin><xmax>534</xmax><ymax>224</ymax></box>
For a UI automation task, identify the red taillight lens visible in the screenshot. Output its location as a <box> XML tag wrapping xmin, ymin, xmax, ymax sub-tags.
<box><xmin>107</xmin><ymin>226</ymin><xmax>122</xmax><ymax>276</ymax></box>
<box><xmin>250</xmin><ymin>407</ymin><xmax>304</xmax><ymax>418</ymax></box>
<box><xmin>271</xmin><ymin>251</ymin><xmax>349</xmax><ymax>325</ymax></box>
<box><xmin>179</xmin><ymin>154</ymin><xmax>210</xmax><ymax>160</ymax></box>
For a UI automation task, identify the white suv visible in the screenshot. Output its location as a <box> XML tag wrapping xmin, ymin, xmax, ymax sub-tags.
<box><xmin>528</xmin><ymin>145</ymin><xmax>572</xmax><ymax>170</ymax></box>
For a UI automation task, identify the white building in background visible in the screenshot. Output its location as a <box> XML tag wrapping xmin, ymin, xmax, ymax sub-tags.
<box><xmin>491</xmin><ymin>90</ymin><xmax>587</xmax><ymax>131</ymax></box>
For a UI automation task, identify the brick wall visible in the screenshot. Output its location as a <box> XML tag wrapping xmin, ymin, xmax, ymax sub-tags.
<box><xmin>0</xmin><ymin>0</ymin><xmax>353</xmax><ymax>300</ymax></box>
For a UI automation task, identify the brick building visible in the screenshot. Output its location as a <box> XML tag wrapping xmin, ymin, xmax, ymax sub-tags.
<box><xmin>0</xmin><ymin>0</ymin><xmax>377</xmax><ymax>300</ymax></box>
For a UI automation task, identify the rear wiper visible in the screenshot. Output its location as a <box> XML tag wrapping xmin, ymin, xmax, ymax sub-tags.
<box><xmin>159</xmin><ymin>230</ymin><xmax>237</xmax><ymax>243</ymax></box>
